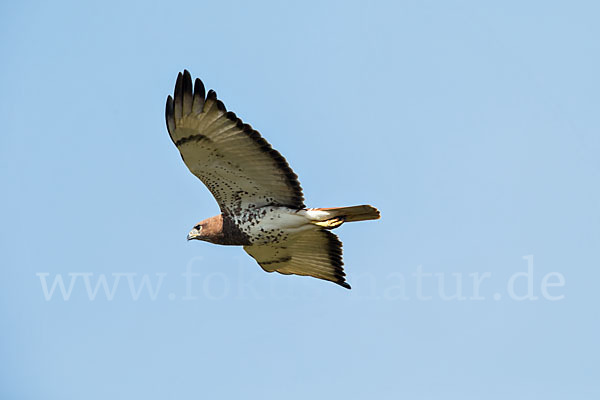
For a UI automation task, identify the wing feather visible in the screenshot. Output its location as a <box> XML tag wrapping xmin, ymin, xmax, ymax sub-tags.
<box><xmin>181</xmin><ymin>70</ymin><xmax>193</xmax><ymax>114</ymax></box>
<box><xmin>165</xmin><ymin>71</ymin><xmax>304</xmax><ymax>215</ymax></box>
<box><xmin>243</xmin><ymin>229</ymin><xmax>351</xmax><ymax>289</ymax></box>
<box><xmin>192</xmin><ymin>78</ymin><xmax>205</xmax><ymax>113</ymax></box>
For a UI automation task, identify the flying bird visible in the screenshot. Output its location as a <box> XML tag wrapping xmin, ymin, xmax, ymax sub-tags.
<box><xmin>166</xmin><ymin>70</ymin><xmax>380</xmax><ymax>289</ymax></box>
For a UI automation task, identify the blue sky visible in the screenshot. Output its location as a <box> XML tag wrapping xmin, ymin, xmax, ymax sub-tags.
<box><xmin>1</xmin><ymin>1</ymin><xmax>599</xmax><ymax>399</ymax></box>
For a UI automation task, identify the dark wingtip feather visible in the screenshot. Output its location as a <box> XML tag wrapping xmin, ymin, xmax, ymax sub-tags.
<box><xmin>324</xmin><ymin>231</ymin><xmax>348</xmax><ymax>289</ymax></box>
<box><xmin>174</xmin><ymin>72</ymin><xmax>184</xmax><ymax>120</ymax></box>
<box><xmin>216</xmin><ymin>100</ymin><xmax>226</xmax><ymax>112</ymax></box>
<box><xmin>192</xmin><ymin>78</ymin><xmax>206</xmax><ymax>113</ymax></box>
<box><xmin>165</xmin><ymin>95</ymin><xmax>175</xmax><ymax>136</ymax></box>
<box><xmin>182</xmin><ymin>70</ymin><xmax>193</xmax><ymax>114</ymax></box>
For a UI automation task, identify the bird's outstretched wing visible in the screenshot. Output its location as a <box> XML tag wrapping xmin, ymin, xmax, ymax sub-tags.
<box><xmin>166</xmin><ymin>71</ymin><xmax>305</xmax><ymax>215</ymax></box>
<box><xmin>243</xmin><ymin>229</ymin><xmax>350</xmax><ymax>289</ymax></box>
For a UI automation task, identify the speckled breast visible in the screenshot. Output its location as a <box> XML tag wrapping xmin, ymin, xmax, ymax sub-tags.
<box><xmin>233</xmin><ymin>206</ymin><xmax>313</xmax><ymax>245</ymax></box>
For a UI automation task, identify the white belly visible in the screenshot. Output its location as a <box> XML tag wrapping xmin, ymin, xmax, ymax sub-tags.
<box><xmin>235</xmin><ymin>206</ymin><xmax>315</xmax><ymax>245</ymax></box>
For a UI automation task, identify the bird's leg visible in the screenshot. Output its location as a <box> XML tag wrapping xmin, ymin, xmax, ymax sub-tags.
<box><xmin>313</xmin><ymin>217</ymin><xmax>345</xmax><ymax>229</ymax></box>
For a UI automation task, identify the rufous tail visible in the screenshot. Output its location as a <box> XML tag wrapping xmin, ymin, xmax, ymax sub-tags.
<box><xmin>310</xmin><ymin>205</ymin><xmax>380</xmax><ymax>228</ymax></box>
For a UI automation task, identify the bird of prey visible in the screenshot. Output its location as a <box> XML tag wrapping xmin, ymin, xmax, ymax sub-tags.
<box><xmin>166</xmin><ymin>70</ymin><xmax>380</xmax><ymax>289</ymax></box>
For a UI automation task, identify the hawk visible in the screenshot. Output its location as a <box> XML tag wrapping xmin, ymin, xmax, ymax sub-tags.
<box><xmin>166</xmin><ymin>71</ymin><xmax>380</xmax><ymax>289</ymax></box>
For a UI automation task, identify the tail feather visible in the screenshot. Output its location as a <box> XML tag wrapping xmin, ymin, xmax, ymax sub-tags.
<box><xmin>309</xmin><ymin>205</ymin><xmax>380</xmax><ymax>223</ymax></box>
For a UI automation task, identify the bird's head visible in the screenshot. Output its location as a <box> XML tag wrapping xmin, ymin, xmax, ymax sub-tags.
<box><xmin>187</xmin><ymin>222</ymin><xmax>207</xmax><ymax>241</ymax></box>
<box><xmin>186</xmin><ymin>215</ymin><xmax>224</xmax><ymax>244</ymax></box>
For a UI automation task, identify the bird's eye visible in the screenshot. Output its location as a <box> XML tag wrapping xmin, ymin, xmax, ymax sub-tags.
<box><xmin>195</xmin><ymin>225</ymin><xmax>202</xmax><ymax>231</ymax></box>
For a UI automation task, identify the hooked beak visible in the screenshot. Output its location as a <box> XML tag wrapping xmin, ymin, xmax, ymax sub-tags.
<box><xmin>187</xmin><ymin>228</ymin><xmax>200</xmax><ymax>241</ymax></box>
